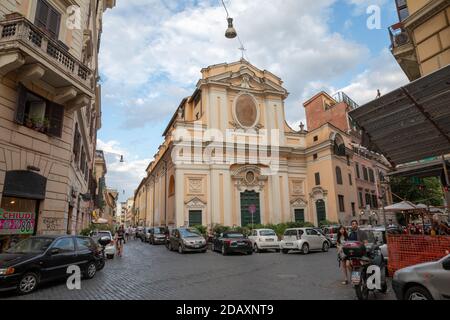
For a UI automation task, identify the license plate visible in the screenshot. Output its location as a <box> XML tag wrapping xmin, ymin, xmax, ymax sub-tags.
<box><xmin>238</xmin><ymin>242</ymin><xmax>246</xmax><ymax>246</ymax></box>
<box><xmin>266</xmin><ymin>239</ymin><xmax>274</xmax><ymax>242</ymax></box>
<box><xmin>194</xmin><ymin>245</ymin><xmax>200</xmax><ymax>248</ymax></box>
<box><xmin>351</xmin><ymin>271</ymin><xmax>361</xmax><ymax>284</ymax></box>
<box><xmin>286</xmin><ymin>243</ymin><xmax>293</xmax><ymax>246</ymax></box>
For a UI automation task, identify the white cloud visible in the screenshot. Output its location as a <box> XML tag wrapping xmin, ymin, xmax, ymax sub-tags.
<box><xmin>100</xmin><ymin>0</ymin><xmax>369</xmax><ymax>127</ymax></box>
<box><xmin>337</xmin><ymin>49</ymin><xmax>408</xmax><ymax>105</ymax></box>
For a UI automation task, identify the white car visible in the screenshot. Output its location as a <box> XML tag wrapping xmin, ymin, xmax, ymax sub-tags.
<box><xmin>91</xmin><ymin>231</ymin><xmax>116</xmax><ymax>259</ymax></box>
<box><xmin>248</xmin><ymin>229</ymin><xmax>280</xmax><ymax>253</ymax></box>
<box><xmin>280</xmin><ymin>228</ymin><xmax>330</xmax><ymax>254</ymax></box>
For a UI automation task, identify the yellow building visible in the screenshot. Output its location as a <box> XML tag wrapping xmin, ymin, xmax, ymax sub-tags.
<box><xmin>135</xmin><ymin>60</ymin><xmax>391</xmax><ymax>229</ymax></box>
<box><xmin>390</xmin><ymin>0</ymin><xmax>450</xmax><ymax>80</ymax></box>
<box><xmin>0</xmin><ymin>0</ymin><xmax>115</xmax><ymax>251</ymax></box>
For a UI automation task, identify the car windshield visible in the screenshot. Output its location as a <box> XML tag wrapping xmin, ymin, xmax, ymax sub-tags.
<box><xmin>225</xmin><ymin>233</ymin><xmax>244</xmax><ymax>238</ymax></box>
<box><xmin>6</xmin><ymin>237</ymin><xmax>54</xmax><ymax>254</ymax></box>
<box><xmin>180</xmin><ymin>229</ymin><xmax>201</xmax><ymax>238</ymax></box>
<box><xmin>154</xmin><ymin>228</ymin><xmax>165</xmax><ymax>234</ymax></box>
<box><xmin>260</xmin><ymin>230</ymin><xmax>276</xmax><ymax>236</ymax></box>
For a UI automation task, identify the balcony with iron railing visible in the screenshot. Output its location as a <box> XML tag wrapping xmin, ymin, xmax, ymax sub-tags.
<box><xmin>0</xmin><ymin>14</ymin><xmax>94</xmax><ymax>99</ymax></box>
<box><xmin>332</xmin><ymin>91</ymin><xmax>359</xmax><ymax>110</ymax></box>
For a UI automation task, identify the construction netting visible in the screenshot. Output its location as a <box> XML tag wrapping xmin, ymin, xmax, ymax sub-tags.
<box><xmin>387</xmin><ymin>235</ymin><xmax>450</xmax><ymax>275</ymax></box>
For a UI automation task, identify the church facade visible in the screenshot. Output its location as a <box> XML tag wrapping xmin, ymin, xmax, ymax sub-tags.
<box><xmin>134</xmin><ymin>60</ymin><xmax>391</xmax><ymax>228</ymax></box>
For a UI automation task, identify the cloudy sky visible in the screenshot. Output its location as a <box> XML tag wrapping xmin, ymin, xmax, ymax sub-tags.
<box><xmin>97</xmin><ymin>0</ymin><xmax>408</xmax><ymax>203</ymax></box>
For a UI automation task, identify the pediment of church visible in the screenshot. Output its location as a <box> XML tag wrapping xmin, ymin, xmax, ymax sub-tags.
<box><xmin>203</xmin><ymin>65</ymin><xmax>288</xmax><ymax>96</ymax></box>
<box><xmin>185</xmin><ymin>197</ymin><xmax>206</xmax><ymax>208</ymax></box>
<box><xmin>291</xmin><ymin>197</ymin><xmax>308</xmax><ymax>207</ymax></box>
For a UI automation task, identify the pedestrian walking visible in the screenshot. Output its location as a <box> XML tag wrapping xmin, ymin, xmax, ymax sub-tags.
<box><xmin>115</xmin><ymin>225</ymin><xmax>126</xmax><ymax>257</ymax></box>
<box><xmin>125</xmin><ymin>226</ymin><xmax>130</xmax><ymax>242</ymax></box>
<box><xmin>336</xmin><ymin>226</ymin><xmax>349</xmax><ymax>285</ymax></box>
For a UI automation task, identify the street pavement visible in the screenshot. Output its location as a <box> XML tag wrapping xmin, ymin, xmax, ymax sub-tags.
<box><xmin>0</xmin><ymin>239</ymin><xmax>395</xmax><ymax>300</ymax></box>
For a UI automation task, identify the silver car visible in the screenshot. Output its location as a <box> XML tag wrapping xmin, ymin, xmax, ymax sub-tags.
<box><xmin>392</xmin><ymin>254</ymin><xmax>450</xmax><ymax>300</ymax></box>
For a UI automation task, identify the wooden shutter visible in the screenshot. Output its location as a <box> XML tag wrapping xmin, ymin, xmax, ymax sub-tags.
<box><xmin>15</xmin><ymin>83</ymin><xmax>27</xmax><ymax>124</ymax></box>
<box><xmin>47</xmin><ymin>102</ymin><xmax>64</xmax><ymax>137</ymax></box>
<box><xmin>35</xmin><ymin>0</ymin><xmax>49</xmax><ymax>29</ymax></box>
<box><xmin>47</xmin><ymin>7</ymin><xmax>61</xmax><ymax>39</ymax></box>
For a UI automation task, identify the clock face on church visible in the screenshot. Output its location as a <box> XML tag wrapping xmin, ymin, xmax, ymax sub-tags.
<box><xmin>234</xmin><ymin>94</ymin><xmax>258</xmax><ymax>128</ymax></box>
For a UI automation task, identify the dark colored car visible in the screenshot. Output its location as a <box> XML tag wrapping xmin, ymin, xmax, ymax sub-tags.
<box><xmin>212</xmin><ymin>231</ymin><xmax>253</xmax><ymax>256</ymax></box>
<box><xmin>167</xmin><ymin>228</ymin><xmax>207</xmax><ymax>254</ymax></box>
<box><xmin>0</xmin><ymin>235</ymin><xmax>104</xmax><ymax>295</ymax></box>
<box><xmin>149</xmin><ymin>227</ymin><xmax>168</xmax><ymax>245</ymax></box>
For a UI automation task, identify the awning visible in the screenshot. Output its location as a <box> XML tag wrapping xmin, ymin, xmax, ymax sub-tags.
<box><xmin>388</xmin><ymin>157</ymin><xmax>450</xmax><ymax>178</ymax></box>
<box><xmin>349</xmin><ymin>64</ymin><xmax>450</xmax><ymax>166</ymax></box>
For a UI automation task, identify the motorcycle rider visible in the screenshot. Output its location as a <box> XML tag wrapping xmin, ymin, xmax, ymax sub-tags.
<box><xmin>346</xmin><ymin>220</ymin><xmax>368</xmax><ymax>272</ymax></box>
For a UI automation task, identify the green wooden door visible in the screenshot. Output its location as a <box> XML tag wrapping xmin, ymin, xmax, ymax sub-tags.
<box><xmin>294</xmin><ymin>209</ymin><xmax>305</xmax><ymax>222</ymax></box>
<box><xmin>316</xmin><ymin>200</ymin><xmax>326</xmax><ymax>225</ymax></box>
<box><xmin>189</xmin><ymin>210</ymin><xmax>202</xmax><ymax>226</ymax></box>
<box><xmin>240</xmin><ymin>191</ymin><xmax>261</xmax><ymax>227</ymax></box>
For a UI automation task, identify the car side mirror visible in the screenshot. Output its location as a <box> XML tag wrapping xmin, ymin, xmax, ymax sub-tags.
<box><xmin>443</xmin><ymin>258</ymin><xmax>450</xmax><ymax>271</ymax></box>
<box><xmin>50</xmin><ymin>248</ymin><xmax>60</xmax><ymax>255</ymax></box>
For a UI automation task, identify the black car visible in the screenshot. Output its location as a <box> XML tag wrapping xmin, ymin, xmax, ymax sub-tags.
<box><xmin>167</xmin><ymin>228</ymin><xmax>207</xmax><ymax>254</ymax></box>
<box><xmin>0</xmin><ymin>235</ymin><xmax>104</xmax><ymax>295</ymax></box>
<box><xmin>212</xmin><ymin>231</ymin><xmax>253</xmax><ymax>256</ymax></box>
<box><xmin>149</xmin><ymin>227</ymin><xmax>168</xmax><ymax>245</ymax></box>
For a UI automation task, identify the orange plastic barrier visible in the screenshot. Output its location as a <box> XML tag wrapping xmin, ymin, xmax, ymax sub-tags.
<box><xmin>387</xmin><ymin>235</ymin><xmax>450</xmax><ymax>276</ymax></box>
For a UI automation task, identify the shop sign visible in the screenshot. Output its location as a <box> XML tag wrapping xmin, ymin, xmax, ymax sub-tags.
<box><xmin>0</xmin><ymin>208</ymin><xmax>35</xmax><ymax>235</ymax></box>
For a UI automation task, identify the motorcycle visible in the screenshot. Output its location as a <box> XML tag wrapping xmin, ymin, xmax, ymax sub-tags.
<box><xmin>343</xmin><ymin>241</ymin><xmax>388</xmax><ymax>300</ymax></box>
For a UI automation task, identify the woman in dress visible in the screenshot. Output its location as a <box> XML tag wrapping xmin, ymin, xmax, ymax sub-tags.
<box><xmin>336</xmin><ymin>226</ymin><xmax>349</xmax><ymax>285</ymax></box>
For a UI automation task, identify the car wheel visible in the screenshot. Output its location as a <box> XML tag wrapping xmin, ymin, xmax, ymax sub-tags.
<box><xmin>253</xmin><ymin>244</ymin><xmax>259</xmax><ymax>253</ymax></box>
<box><xmin>301</xmin><ymin>243</ymin><xmax>310</xmax><ymax>254</ymax></box>
<box><xmin>85</xmin><ymin>262</ymin><xmax>97</xmax><ymax>279</ymax></box>
<box><xmin>221</xmin><ymin>246</ymin><xmax>227</xmax><ymax>256</ymax></box>
<box><xmin>178</xmin><ymin>244</ymin><xmax>184</xmax><ymax>254</ymax></box>
<box><xmin>107</xmin><ymin>254</ymin><xmax>114</xmax><ymax>259</ymax></box>
<box><xmin>17</xmin><ymin>272</ymin><xmax>39</xmax><ymax>295</ymax></box>
<box><xmin>201</xmin><ymin>250</ymin><xmax>207</xmax><ymax>253</ymax></box>
<box><xmin>282</xmin><ymin>249</ymin><xmax>289</xmax><ymax>254</ymax></box>
<box><xmin>247</xmin><ymin>250</ymin><xmax>253</xmax><ymax>255</ymax></box>
<box><xmin>322</xmin><ymin>241</ymin><xmax>329</xmax><ymax>252</ymax></box>
<box><xmin>275</xmin><ymin>249</ymin><xmax>281</xmax><ymax>253</ymax></box>
<box><xmin>405</xmin><ymin>286</ymin><xmax>433</xmax><ymax>300</ymax></box>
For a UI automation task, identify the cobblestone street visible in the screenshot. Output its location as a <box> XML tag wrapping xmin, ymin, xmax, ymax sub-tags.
<box><xmin>1</xmin><ymin>239</ymin><xmax>395</xmax><ymax>300</ymax></box>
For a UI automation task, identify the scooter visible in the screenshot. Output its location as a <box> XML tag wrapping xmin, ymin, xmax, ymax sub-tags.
<box><xmin>96</xmin><ymin>236</ymin><xmax>111</xmax><ymax>271</ymax></box>
<box><xmin>344</xmin><ymin>241</ymin><xmax>388</xmax><ymax>300</ymax></box>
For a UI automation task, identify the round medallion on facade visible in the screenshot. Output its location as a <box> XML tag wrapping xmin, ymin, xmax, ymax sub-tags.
<box><xmin>234</xmin><ymin>93</ymin><xmax>259</xmax><ymax>129</ymax></box>
<box><xmin>245</xmin><ymin>171</ymin><xmax>255</xmax><ymax>184</ymax></box>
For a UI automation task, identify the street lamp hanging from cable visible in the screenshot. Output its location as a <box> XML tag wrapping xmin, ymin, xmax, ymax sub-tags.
<box><xmin>221</xmin><ymin>0</ymin><xmax>237</xmax><ymax>39</ymax></box>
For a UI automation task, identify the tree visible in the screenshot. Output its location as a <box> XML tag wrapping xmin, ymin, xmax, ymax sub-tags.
<box><xmin>389</xmin><ymin>176</ymin><xmax>444</xmax><ymax>206</ymax></box>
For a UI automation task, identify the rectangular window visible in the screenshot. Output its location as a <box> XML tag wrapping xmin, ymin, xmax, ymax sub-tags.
<box><xmin>371</xmin><ymin>194</ymin><xmax>378</xmax><ymax>209</ymax></box>
<box><xmin>358</xmin><ymin>191</ymin><xmax>364</xmax><ymax>208</ymax></box>
<box><xmin>313</xmin><ymin>154</ymin><xmax>318</xmax><ymax>160</ymax></box>
<box><xmin>338</xmin><ymin>195</ymin><xmax>345</xmax><ymax>212</ymax></box>
<box><xmin>369</xmin><ymin>169</ymin><xmax>375</xmax><ymax>183</ymax></box>
<box><xmin>313</xmin><ymin>136</ymin><xmax>318</xmax><ymax>142</ymax></box>
<box><xmin>363</xmin><ymin>166</ymin><xmax>369</xmax><ymax>181</ymax></box>
<box><xmin>396</xmin><ymin>0</ymin><xmax>409</xmax><ymax>21</ymax></box>
<box><xmin>365</xmin><ymin>193</ymin><xmax>371</xmax><ymax>208</ymax></box>
<box><xmin>351</xmin><ymin>202</ymin><xmax>356</xmax><ymax>217</ymax></box>
<box><xmin>15</xmin><ymin>83</ymin><xmax>64</xmax><ymax>138</ymax></box>
<box><xmin>35</xmin><ymin>0</ymin><xmax>61</xmax><ymax>39</ymax></box>
<box><xmin>355</xmin><ymin>163</ymin><xmax>360</xmax><ymax>179</ymax></box>
<box><xmin>315</xmin><ymin>173</ymin><xmax>320</xmax><ymax>186</ymax></box>
<box><xmin>189</xmin><ymin>210</ymin><xmax>202</xmax><ymax>226</ymax></box>
<box><xmin>294</xmin><ymin>209</ymin><xmax>305</xmax><ymax>222</ymax></box>
<box><xmin>349</xmin><ymin>174</ymin><xmax>353</xmax><ymax>186</ymax></box>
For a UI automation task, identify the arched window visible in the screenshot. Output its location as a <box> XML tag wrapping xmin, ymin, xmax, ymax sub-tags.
<box><xmin>336</xmin><ymin>166</ymin><xmax>343</xmax><ymax>185</ymax></box>
<box><xmin>168</xmin><ymin>175</ymin><xmax>175</xmax><ymax>196</ymax></box>
<box><xmin>333</xmin><ymin>133</ymin><xmax>346</xmax><ymax>156</ymax></box>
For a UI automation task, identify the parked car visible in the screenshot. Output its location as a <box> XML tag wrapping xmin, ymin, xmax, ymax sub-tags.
<box><xmin>313</xmin><ymin>228</ymin><xmax>332</xmax><ymax>248</ymax></box>
<box><xmin>212</xmin><ymin>231</ymin><xmax>253</xmax><ymax>256</ymax></box>
<box><xmin>392</xmin><ymin>254</ymin><xmax>450</xmax><ymax>300</ymax></box>
<box><xmin>0</xmin><ymin>235</ymin><xmax>105</xmax><ymax>295</ymax></box>
<box><xmin>90</xmin><ymin>231</ymin><xmax>116</xmax><ymax>259</ymax></box>
<box><xmin>280</xmin><ymin>228</ymin><xmax>330</xmax><ymax>254</ymax></box>
<box><xmin>136</xmin><ymin>227</ymin><xmax>145</xmax><ymax>241</ymax></box>
<box><xmin>149</xmin><ymin>227</ymin><xmax>168</xmax><ymax>245</ymax></box>
<box><xmin>322</xmin><ymin>225</ymin><xmax>341</xmax><ymax>247</ymax></box>
<box><xmin>248</xmin><ymin>229</ymin><xmax>280</xmax><ymax>253</ymax></box>
<box><xmin>167</xmin><ymin>228</ymin><xmax>207</xmax><ymax>254</ymax></box>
